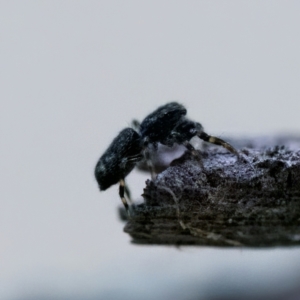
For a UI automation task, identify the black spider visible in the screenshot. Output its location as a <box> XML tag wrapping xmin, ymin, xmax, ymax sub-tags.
<box><xmin>94</xmin><ymin>102</ymin><xmax>238</xmax><ymax>215</ymax></box>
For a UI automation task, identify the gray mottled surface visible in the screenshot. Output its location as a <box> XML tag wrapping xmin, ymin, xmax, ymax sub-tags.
<box><xmin>124</xmin><ymin>139</ymin><xmax>300</xmax><ymax>247</ymax></box>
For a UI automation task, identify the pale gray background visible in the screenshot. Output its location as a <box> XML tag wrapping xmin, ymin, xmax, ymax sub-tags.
<box><xmin>1</xmin><ymin>1</ymin><xmax>300</xmax><ymax>300</ymax></box>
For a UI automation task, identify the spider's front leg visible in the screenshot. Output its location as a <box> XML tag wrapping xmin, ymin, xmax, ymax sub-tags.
<box><xmin>198</xmin><ymin>131</ymin><xmax>239</xmax><ymax>156</ymax></box>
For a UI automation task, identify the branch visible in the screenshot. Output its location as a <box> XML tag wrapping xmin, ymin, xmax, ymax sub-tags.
<box><xmin>121</xmin><ymin>136</ymin><xmax>300</xmax><ymax>247</ymax></box>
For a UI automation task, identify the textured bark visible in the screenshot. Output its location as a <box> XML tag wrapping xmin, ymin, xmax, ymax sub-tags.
<box><xmin>121</xmin><ymin>136</ymin><xmax>300</xmax><ymax>247</ymax></box>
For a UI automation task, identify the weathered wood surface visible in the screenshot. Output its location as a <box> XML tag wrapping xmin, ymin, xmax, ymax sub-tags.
<box><xmin>121</xmin><ymin>136</ymin><xmax>300</xmax><ymax>247</ymax></box>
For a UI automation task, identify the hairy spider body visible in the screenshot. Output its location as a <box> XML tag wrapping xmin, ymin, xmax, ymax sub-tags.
<box><xmin>139</xmin><ymin>102</ymin><xmax>187</xmax><ymax>145</ymax></box>
<box><xmin>95</xmin><ymin>102</ymin><xmax>238</xmax><ymax>215</ymax></box>
<box><xmin>94</xmin><ymin>128</ymin><xmax>143</xmax><ymax>211</ymax></box>
<box><xmin>95</xmin><ymin>128</ymin><xmax>143</xmax><ymax>190</ymax></box>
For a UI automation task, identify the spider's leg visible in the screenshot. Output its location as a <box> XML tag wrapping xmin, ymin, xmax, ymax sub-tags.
<box><xmin>120</xmin><ymin>154</ymin><xmax>143</xmax><ymax>169</ymax></box>
<box><xmin>182</xmin><ymin>140</ymin><xmax>204</xmax><ymax>168</ymax></box>
<box><xmin>198</xmin><ymin>131</ymin><xmax>239</xmax><ymax>156</ymax></box>
<box><xmin>182</xmin><ymin>140</ymin><xmax>199</xmax><ymax>157</ymax></box>
<box><xmin>119</xmin><ymin>178</ymin><xmax>130</xmax><ymax>216</ymax></box>
<box><xmin>124</xmin><ymin>184</ymin><xmax>132</xmax><ymax>203</ymax></box>
<box><xmin>131</xmin><ymin>119</ymin><xmax>141</xmax><ymax>131</ymax></box>
<box><xmin>143</xmin><ymin>145</ymin><xmax>156</xmax><ymax>180</ymax></box>
<box><xmin>119</xmin><ymin>154</ymin><xmax>143</xmax><ymax>213</ymax></box>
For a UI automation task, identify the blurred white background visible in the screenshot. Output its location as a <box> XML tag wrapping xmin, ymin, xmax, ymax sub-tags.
<box><xmin>1</xmin><ymin>1</ymin><xmax>300</xmax><ymax>299</ymax></box>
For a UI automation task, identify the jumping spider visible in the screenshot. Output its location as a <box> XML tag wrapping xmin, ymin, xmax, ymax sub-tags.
<box><xmin>94</xmin><ymin>102</ymin><xmax>238</xmax><ymax>215</ymax></box>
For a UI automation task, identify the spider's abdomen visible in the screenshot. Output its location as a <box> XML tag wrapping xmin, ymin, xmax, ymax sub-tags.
<box><xmin>95</xmin><ymin>128</ymin><xmax>142</xmax><ymax>190</ymax></box>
